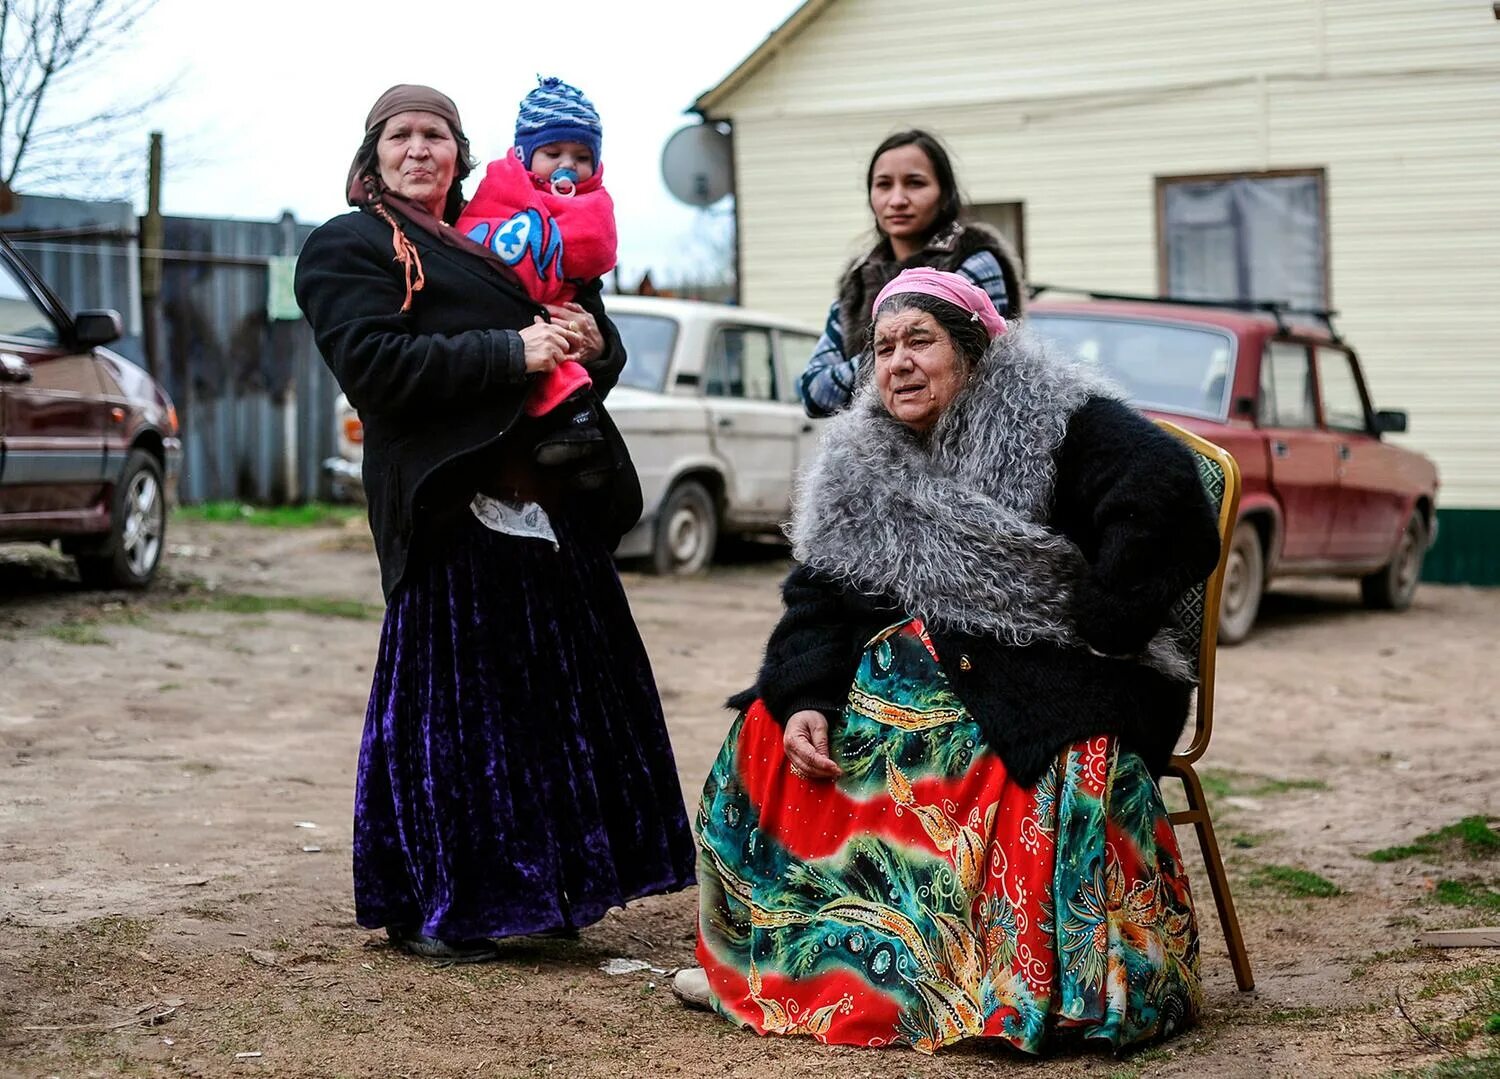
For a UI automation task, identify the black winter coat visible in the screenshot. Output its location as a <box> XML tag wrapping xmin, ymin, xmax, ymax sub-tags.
<box><xmin>730</xmin><ymin>397</ymin><xmax>1221</xmax><ymax>788</ymax></box>
<box><xmin>293</xmin><ymin>207</ymin><xmax>642</xmax><ymax>601</ymax></box>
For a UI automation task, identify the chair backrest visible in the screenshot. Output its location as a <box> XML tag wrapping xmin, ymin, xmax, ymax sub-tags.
<box><xmin>1155</xmin><ymin>420</ymin><xmax>1242</xmax><ymax>765</ymax></box>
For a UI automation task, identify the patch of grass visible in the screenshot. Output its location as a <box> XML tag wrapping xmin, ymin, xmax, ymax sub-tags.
<box><xmin>1248</xmin><ymin>864</ymin><xmax>1341</xmax><ymax>898</ymax></box>
<box><xmin>1349</xmin><ymin>945</ymin><xmax>1431</xmax><ymax>981</ymax></box>
<box><xmin>168</xmin><ymin>592</ymin><xmax>379</xmax><ymax>620</ymax></box>
<box><xmin>1199</xmin><ymin>768</ymin><xmax>1330</xmax><ymax>800</ymax></box>
<box><xmin>1231</xmin><ymin>833</ymin><xmax>1264</xmax><ymax>849</ymax></box>
<box><xmin>1432</xmin><ymin>880</ymin><xmax>1500</xmax><ymax>913</ymax></box>
<box><xmin>1369</xmin><ymin>816</ymin><xmax>1500</xmax><ymax>863</ymax></box>
<box><xmin>174</xmin><ymin>501</ymin><xmax>361</xmax><ymax>528</ymax></box>
<box><xmin>1389</xmin><ymin>968</ymin><xmax>1500</xmax><ymax>1077</ymax></box>
<box><xmin>46</xmin><ymin>622</ymin><xmax>109</xmax><ymax>645</ymax></box>
<box><xmin>80</xmin><ymin>915</ymin><xmax>151</xmax><ymax>949</ymax></box>
<box><xmin>1264</xmin><ymin>1006</ymin><xmax>1332</xmax><ymax>1024</ymax></box>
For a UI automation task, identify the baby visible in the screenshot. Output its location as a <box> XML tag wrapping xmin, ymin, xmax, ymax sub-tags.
<box><xmin>456</xmin><ymin>76</ymin><xmax>616</xmax><ymax>487</ymax></box>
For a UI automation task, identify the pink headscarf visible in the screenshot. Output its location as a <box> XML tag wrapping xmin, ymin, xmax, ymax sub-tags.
<box><xmin>871</xmin><ymin>267</ymin><xmax>1007</xmax><ymax>340</ymax></box>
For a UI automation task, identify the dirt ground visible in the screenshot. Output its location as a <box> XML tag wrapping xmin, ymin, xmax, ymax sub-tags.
<box><xmin>1</xmin><ymin>515</ymin><xmax>1497</xmax><ymax>1079</ymax></box>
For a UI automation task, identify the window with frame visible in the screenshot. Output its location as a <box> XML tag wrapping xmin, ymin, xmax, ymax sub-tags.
<box><xmin>0</xmin><ymin>258</ymin><xmax>59</xmax><ymax>343</ymax></box>
<box><xmin>706</xmin><ymin>327</ymin><xmax>776</xmax><ymax>401</ymax></box>
<box><xmin>1318</xmin><ymin>349</ymin><xmax>1370</xmax><ymax>433</ymax></box>
<box><xmin>1159</xmin><ymin>171</ymin><xmax>1327</xmax><ymax>310</ymax></box>
<box><xmin>1260</xmin><ymin>342</ymin><xmax>1316</xmax><ymax>428</ymax></box>
<box><xmin>778</xmin><ymin>331</ymin><xmax>820</xmax><ymax>404</ymax></box>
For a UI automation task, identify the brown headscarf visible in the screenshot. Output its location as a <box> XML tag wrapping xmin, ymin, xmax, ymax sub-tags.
<box><xmin>345</xmin><ymin>84</ymin><xmax>472</xmax><ymax>313</ymax></box>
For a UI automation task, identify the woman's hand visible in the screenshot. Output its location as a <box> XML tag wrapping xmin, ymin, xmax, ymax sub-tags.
<box><xmin>783</xmin><ymin>710</ymin><xmax>843</xmax><ymax>781</ymax></box>
<box><xmin>520</xmin><ymin>316</ymin><xmax>583</xmax><ymax>374</ymax></box>
<box><xmin>545</xmin><ymin>302</ymin><xmax>604</xmax><ymax>366</ymax></box>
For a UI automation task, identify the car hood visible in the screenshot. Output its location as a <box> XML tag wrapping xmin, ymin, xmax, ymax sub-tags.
<box><xmin>602</xmin><ymin>386</ymin><xmax>666</xmax><ymax>411</ymax></box>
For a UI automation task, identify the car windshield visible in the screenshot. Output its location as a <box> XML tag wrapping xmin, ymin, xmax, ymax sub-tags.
<box><xmin>1028</xmin><ymin>314</ymin><xmax>1235</xmax><ymax>419</ymax></box>
<box><xmin>613</xmin><ymin>313</ymin><xmax>679</xmax><ymax>393</ymax></box>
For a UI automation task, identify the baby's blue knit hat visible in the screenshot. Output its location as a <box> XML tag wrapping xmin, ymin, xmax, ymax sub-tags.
<box><xmin>515</xmin><ymin>76</ymin><xmax>602</xmax><ymax>169</ymax></box>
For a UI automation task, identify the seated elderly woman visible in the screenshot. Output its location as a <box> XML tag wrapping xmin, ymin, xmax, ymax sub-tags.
<box><xmin>673</xmin><ymin>268</ymin><xmax>1221</xmax><ymax>1055</ymax></box>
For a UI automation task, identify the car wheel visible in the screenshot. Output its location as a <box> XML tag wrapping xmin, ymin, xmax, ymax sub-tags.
<box><xmin>76</xmin><ymin>449</ymin><xmax>166</xmax><ymax>589</ymax></box>
<box><xmin>651</xmin><ymin>480</ymin><xmax>717</xmax><ymax>575</ymax></box>
<box><xmin>1217</xmin><ymin>520</ymin><xmax>1265</xmax><ymax>646</ymax></box>
<box><xmin>1360</xmin><ymin>513</ymin><xmax>1426</xmax><ymax>611</ymax></box>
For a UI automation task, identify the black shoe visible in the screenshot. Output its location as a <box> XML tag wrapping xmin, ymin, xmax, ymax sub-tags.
<box><xmin>386</xmin><ymin>926</ymin><xmax>499</xmax><ymax>964</ymax></box>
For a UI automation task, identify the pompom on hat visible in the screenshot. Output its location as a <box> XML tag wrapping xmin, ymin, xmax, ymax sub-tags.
<box><xmin>514</xmin><ymin>76</ymin><xmax>602</xmax><ymax>170</ymax></box>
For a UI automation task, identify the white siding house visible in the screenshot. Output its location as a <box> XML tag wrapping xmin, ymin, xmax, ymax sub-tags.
<box><xmin>694</xmin><ymin>0</ymin><xmax>1500</xmax><ymax>582</ymax></box>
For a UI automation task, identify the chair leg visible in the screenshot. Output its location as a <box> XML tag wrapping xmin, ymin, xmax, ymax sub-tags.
<box><xmin>1179</xmin><ymin>765</ymin><xmax>1255</xmax><ymax>991</ymax></box>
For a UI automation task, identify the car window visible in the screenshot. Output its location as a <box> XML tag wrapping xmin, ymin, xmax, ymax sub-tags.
<box><xmin>778</xmin><ymin>331</ymin><xmax>819</xmax><ymax>404</ymax></box>
<box><xmin>706</xmin><ymin>327</ymin><xmax>776</xmax><ymax>401</ymax></box>
<box><xmin>612</xmin><ymin>313</ymin><xmax>678</xmax><ymax>393</ymax></box>
<box><xmin>1027</xmin><ymin>314</ymin><xmax>1233</xmax><ymax>417</ymax></box>
<box><xmin>1317</xmin><ymin>349</ymin><xmax>1370</xmax><ymax>433</ymax></box>
<box><xmin>0</xmin><ymin>256</ymin><xmax>59</xmax><ymax>345</ymax></box>
<box><xmin>1260</xmin><ymin>342</ymin><xmax>1316</xmax><ymax>428</ymax></box>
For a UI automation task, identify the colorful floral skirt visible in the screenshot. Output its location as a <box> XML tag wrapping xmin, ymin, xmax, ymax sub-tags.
<box><xmin>695</xmin><ymin>619</ymin><xmax>1201</xmax><ymax>1054</ymax></box>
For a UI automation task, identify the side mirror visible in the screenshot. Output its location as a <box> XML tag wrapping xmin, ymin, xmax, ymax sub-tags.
<box><xmin>1374</xmin><ymin>409</ymin><xmax>1408</xmax><ymax>434</ymax></box>
<box><xmin>0</xmin><ymin>351</ymin><xmax>33</xmax><ymax>383</ymax></box>
<box><xmin>72</xmin><ymin>309</ymin><xmax>123</xmax><ymax>349</ymax></box>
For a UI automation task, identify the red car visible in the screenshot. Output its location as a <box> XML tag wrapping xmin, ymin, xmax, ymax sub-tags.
<box><xmin>0</xmin><ymin>233</ymin><xmax>181</xmax><ymax>588</ymax></box>
<box><xmin>1029</xmin><ymin>295</ymin><xmax>1439</xmax><ymax>643</ymax></box>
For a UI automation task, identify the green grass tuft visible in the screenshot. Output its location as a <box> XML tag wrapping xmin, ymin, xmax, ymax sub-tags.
<box><xmin>1199</xmin><ymin>768</ymin><xmax>1329</xmax><ymax>800</ymax></box>
<box><xmin>46</xmin><ymin>622</ymin><xmax>109</xmax><ymax>646</ymax></box>
<box><xmin>167</xmin><ymin>592</ymin><xmax>378</xmax><ymax>621</ymax></box>
<box><xmin>174</xmin><ymin>501</ymin><xmax>361</xmax><ymax>528</ymax></box>
<box><xmin>1248</xmin><ymin>864</ymin><xmax>1341</xmax><ymax>898</ymax></box>
<box><xmin>1368</xmin><ymin>816</ymin><xmax>1500</xmax><ymax>863</ymax></box>
<box><xmin>1432</xmin><ymin>880</ymin><xmax>1500</xmax><ymax>913</ymax></box>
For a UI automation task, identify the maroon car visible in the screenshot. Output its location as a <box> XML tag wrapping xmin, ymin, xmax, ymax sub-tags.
<box><xmin>0</xmin><ymin>233</ymin><xmax>180</xmax><ymax>588</ymax></box>
<box><xmin>1029</xmin><ymin>295</ymin><xmax>1439</xmax><ymax>644</ymax></box>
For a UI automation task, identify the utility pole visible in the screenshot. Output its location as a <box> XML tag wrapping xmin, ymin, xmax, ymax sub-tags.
<box><xmin>141</xmin><ymin>132</ymin><xmax>164</xmax><ymax>380</ymax></box>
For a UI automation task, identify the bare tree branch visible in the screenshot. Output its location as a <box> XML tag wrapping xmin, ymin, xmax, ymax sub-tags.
<box><xmin>0</xmin><ymin>0</ymin><xmax>167</xmax><ymax>192</ymax></box>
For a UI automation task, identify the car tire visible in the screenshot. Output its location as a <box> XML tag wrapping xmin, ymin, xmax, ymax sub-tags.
<box><xmin>1360</xmin><ymin>512</ymin><xmax>1426</xmax><ymax>611</ymax></box>
<box><xmin>650</xmin><ymin>479</ymin><xmax>717</xmax><ymax>576</ymax></box>
<box><xmin>1217</xmin><ymin>520</ymin><xmax>1265</xmax><ymax>646</ymax></box>
<box><xmin>76</xmin><ymin>449</ymin><xmax>167</xmax><ymax>590</ymax></box>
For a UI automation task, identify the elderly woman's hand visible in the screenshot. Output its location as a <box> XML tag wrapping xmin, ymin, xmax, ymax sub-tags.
<box><xmin>783</xmin><ymin>710</ymin><xmax>843</xmax><ymax>781</ymax></box>
<box><xmin>519</xmin><ymin>316</ymin><xmax>583</xmax><ymax>374</ymax></box>
<box><xmin>545</xmin><ymin>302</ymin><xmax>605</xmax><ymax>366</ymax></box>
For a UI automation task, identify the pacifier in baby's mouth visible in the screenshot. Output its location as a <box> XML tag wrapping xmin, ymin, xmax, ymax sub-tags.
<box><xmin>549</xmin><ymin>168</ymin><xmax>579</xmax><ymax>197</ymax></box>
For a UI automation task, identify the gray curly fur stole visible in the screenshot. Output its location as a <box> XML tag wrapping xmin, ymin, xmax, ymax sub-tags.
<box><xmin>790</xmin><ymin>327</ymin><xmax>1193</xmax><ymax>683</ymax></box>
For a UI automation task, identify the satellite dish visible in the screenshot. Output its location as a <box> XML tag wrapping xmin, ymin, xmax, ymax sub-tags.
<box><xmin>662</xmin><ymin>122</ymin><xmax>733</xmax><ymax>207</ymax></box>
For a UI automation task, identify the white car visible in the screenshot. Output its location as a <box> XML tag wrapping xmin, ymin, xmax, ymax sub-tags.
<box><xmin>605</xmin><ymin>295</ymin><xmax>823</xmax><ymax>573</ymax></box>
<box><xmin>324</xmin><ymin>296</ymin><xmax>824</xmax><ymax>573</ymax></box>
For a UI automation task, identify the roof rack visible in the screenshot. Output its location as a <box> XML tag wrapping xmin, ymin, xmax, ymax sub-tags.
<box><xmin>1028</xmin><ymin>284</ymin><xmax>1341</xmax><ymax>342</ymax></box>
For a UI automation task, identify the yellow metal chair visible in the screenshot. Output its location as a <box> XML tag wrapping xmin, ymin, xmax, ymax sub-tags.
<box><xmin>1156</xmin><ymin>419</ymin><xmax>1255</xmax><ymax>992</ymax></box>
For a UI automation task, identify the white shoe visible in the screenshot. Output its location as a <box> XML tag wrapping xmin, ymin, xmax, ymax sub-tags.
<box><xmin>672</xmin><ymin>966</ymin><xmax>713</xmax><ymax>1011</ymax></box>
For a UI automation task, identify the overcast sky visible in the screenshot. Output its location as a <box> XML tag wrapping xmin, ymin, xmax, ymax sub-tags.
<box><xmin>46</xmin><ymin>0</ymin><xmax>804</xmax><ymax>282</ymax></box>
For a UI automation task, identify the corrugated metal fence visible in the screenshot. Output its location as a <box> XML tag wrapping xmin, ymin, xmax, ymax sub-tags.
<box><xmin>156</xmin><ymin>214</ymin><xmax>333</xmax><ymax>504</ymax></box>
<box><xmin>2</xmin><ymin>195</ymin><xmax>339</xmax><ymax>504</ymax></box>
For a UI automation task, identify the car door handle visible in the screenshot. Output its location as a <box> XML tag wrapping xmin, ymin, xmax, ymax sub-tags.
<box><xmin>1337</xmin><ymin>444</ymin><xmax>1352</xmax><ymax>461</ymax></box>
<box><xmin>1271</xmin><ymin>439</ymin><xmax>1289</xmax><ymax>458</ymax></box>
<box><xmin>0</xmin><ymin>352</ymin><xmax>32</xmax><ymax>383</ymax></box>
<box><xmin>717</xmin><ymin>416</ymin><xmax>733</xmax><ymax>428</ymax></box>
<box><xmin>800</xmin><ymin>422</ymin><xmax>814</xmax><ymax>434</ymax></box>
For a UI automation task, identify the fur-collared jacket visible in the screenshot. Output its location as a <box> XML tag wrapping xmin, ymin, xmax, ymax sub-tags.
<box><xmin>733</xmin><ymin>328</ymin><xmax>1221</xmax><ymax>787</ymax></box>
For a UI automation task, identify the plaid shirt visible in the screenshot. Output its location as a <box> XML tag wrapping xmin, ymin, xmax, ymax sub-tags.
<box><xmin>798</xmin><ymin>249</ymin><xmax>1009</xmax><ymax>418</ymax></box>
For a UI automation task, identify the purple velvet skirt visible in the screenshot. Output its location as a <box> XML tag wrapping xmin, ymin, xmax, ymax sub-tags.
<box><xmin>352</xmin><ymin>507</ymin><xmax>696</xmax><ymax>940</ymax></box>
